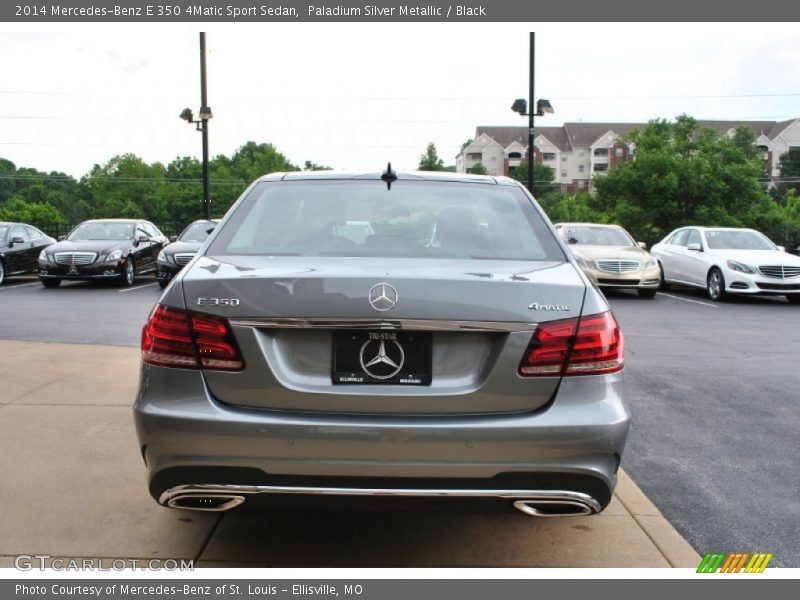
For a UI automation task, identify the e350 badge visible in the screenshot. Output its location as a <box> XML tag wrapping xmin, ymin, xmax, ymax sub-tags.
<box><xmin>197</xmin><ymin>297</ymin><xmax>240</xmax><ymax>307</ymax></box>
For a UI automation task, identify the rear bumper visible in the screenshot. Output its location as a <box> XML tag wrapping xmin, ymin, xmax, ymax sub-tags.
<box><xmin>133</xmin><ymin>364</ymin><xmax>631</xmax><ymax>512</ymax></box>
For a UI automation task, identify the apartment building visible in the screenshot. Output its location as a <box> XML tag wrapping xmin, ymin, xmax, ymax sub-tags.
<box><xmin>455</xmin><ymin>119</ymin><xmax>800</xmax><ymax>192</ymax></box>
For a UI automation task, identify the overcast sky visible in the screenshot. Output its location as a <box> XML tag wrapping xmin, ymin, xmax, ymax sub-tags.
<box><xmin>1</xmin><ymin>23</ymin><xmax>799</xmax><ymax>178</ymax></box>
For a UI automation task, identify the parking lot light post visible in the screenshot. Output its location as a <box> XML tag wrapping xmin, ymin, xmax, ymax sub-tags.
<box><xmin>511</xmin><ymin>32</ymin><xmax>554</xmax><ymax>197</ymax></box>
<box><xmin>179</xmin><ymin>32</ymin><xmax>213</xmax><ymax>220</ymax></box>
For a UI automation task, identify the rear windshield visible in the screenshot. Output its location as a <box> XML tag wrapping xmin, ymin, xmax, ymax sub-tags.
<box><xmin>207</xmin><ymin>180</ymin><xmax>565</xmax><ymax>262</ymax></box>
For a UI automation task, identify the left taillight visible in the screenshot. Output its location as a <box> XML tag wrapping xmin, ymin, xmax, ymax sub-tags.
<box><xmin>141</xmin><ymin>305</ymin><xmax>244</xmax><ymax>371</ymax></box>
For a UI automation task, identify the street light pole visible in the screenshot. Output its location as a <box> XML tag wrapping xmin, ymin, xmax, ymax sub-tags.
<box><xmin>528</xmin><ymin>31</ymin><xmax>535</xmax><ymax>197</ymax></box>
<box><xmin>199</xmin><ymin>32</ymin><xmax>211</xmax><ymax>220</ymax></box>
<box><xmin>511</xmin><ymin>33</ymin><xmax>553</xmax><ymax>199</ymax></box>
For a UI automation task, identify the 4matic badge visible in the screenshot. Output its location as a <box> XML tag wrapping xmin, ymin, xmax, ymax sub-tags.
<box><xmin>528</xmin><ymin>302</ymin><xmax>570</xmax><ymax>311</ymax></box>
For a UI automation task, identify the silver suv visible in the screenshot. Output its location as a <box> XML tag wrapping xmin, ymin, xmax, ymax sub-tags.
<box><xmin>134</xmin><ymin>170</ymin><xmax>630</xmax><ymax>517</ymax></box>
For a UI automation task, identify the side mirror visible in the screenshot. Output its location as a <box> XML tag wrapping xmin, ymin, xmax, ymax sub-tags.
<box><xmin>57</xmin><ymin>235</ymin><xmax>66</xmax><ymax>242</ymax></box>
<box><xmin>637</xmin><ymin>241</ymin><xmax>647</xmax><ymax>250</ymax></box>
<box><xmin>137</xmin><ymin>235</ymin><xmax>150</xmax><ymax>244</ymax></box>
<box><xmin>10</xmin><ymin>236</ymin><xmax>25</xmax><ymax>246</ymax></box>
<box><xmin>777</xmin><ymin>245</ymin><xmax>786</xmax><ymax>252</ymax></box>
<box><xmin>169</xmin><ymin>235</ymin><xmax>178</xmax><ymax>243</ymax></box>
<box><xmin>686</xmin><ymin>243</ymin><xmax>702</xmax><ymax>252</ymax></box>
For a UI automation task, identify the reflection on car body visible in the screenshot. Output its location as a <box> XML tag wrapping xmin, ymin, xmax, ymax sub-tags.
<box><xmin>134</xmin><ymin>170</ymin><xmax>630</xmax><ymax>518</ymax></box>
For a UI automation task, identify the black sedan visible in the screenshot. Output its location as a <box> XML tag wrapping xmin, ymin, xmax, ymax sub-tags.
<box><xmin>38</xmin><ymin>219</ymin><xmax>168</xmax><ymax>288</ymax></box>
<box><xmin>0</xmin><ymin>222</ymin><xmax>56</xmax><ymax>285</ymax></box>
<box><xmin>156</xmin><ymin>219</ymin><xmax>218</xmax><ymax>288</ymax></box>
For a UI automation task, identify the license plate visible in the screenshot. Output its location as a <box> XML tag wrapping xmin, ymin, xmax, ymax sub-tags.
<box><xmin>332</xmin><ymin>331</ymin><xmax>432</xmax><ymax>385</ymax></box>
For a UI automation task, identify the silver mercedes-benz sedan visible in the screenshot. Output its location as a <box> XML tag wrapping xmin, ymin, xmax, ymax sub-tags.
<box><xmin>134</xmin><ymin>169</ymin><xmax>630</xmax><ymax>517</ymax></box>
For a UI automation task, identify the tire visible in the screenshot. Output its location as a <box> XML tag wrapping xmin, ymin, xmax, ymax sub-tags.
<box><xmin>158</xmin><ymin>279</ymin><xmax>169</xmax><ymax>289</ymax></box>
<box><xmin>707</xmin><ymin>268</ymin><xmax>726</xmax><ymax>301</ymax></box>
<box><xmin>119</xmin><ymin>258</ymin><xmax>136</xmax><ymax>287</ymax></box>
<box><xmin>658</xmin><ymin>263</ymin><xmax>671</xmax><ymax>290</ymax></box>
<box><xmin>638</xmin><ymin>288</ymin><xmax>657</xmax><ymax>299</ymax></box>
<box><xmin>0</xmin><ymin>259</ymin><xmax>5</xmax><ymax>285</ymax></box>
<box><xmin>787</xmin><ymin>295</ymin><xmax>800</xmax><ymax>304</ymax></box>
<box><xmin>41</xmin><ymin>278</ymin><xmax>61</xmax><ymax>288</ymax></box>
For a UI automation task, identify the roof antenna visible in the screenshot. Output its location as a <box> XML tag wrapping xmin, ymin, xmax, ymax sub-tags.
<box><xmin>381</xmin><ymin>162</ymin><xmax>397</xmax><ymax>190</ymax></box>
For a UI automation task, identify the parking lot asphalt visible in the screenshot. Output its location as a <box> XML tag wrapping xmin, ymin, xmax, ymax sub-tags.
<box><xmin>606</xmin><ymin>288</ymin><xmax>800</xmax><ymax>567</ymax></box>
<box><xmin>1</xmin><ymin>275</ymin><xmax>797</xmax><ymax>566</ymax></box>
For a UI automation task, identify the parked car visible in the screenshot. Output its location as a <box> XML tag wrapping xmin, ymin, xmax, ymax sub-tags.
<box><xmin>156</xmin><ymin>219</ymin><xmax>218</xmax><ymax>288</ymax></box>
<box><xmin>651</xmin><ymin>226</ymin><xmax>800</xmax><ymax>303</ymax></box>
<box><xmin>554</xmin><ymin>222</ymin><xmax>661</xmax><ymax>299</ymax></box>
<box><xmin>38</xmin><ymin>219</ymin><xmax>168</xmax><ymax>288</ymax></box>
<box><xmin>0</xmin><ymin>222</ymin><xmax>56</xmax><ymax>285</ymax></box>
<box><xmin>134</xmin><ymin>170</ymin><xmax>630</xmax><ymax>518</ymax></box>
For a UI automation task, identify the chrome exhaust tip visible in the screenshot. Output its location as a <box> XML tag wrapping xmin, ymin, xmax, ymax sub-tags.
<box><xmin>513</xmin><ymin>499</ymin><xmax>594</xmax><ymax>517</ymax></box>
<box><xmin>166</xmin><ymin>493</ymin><xmax>245</xmax><ymax>512</ymax></box>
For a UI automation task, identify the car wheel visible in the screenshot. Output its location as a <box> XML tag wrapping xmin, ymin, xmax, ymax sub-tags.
<box><xmin>0</xmin><ymin>259</ymin><xmax>5</xmax><ymax>285</ymax></box>
<box><xmin>120</xmin><ymin>258</ymin><xmax>135</xmax><ymax>287</ymax></box>
<box><xmin>158</xmin><ymin>279</ymin><xmax>169</xmax><ymax>289</ymax></box>
<box><xmin>786</xmin><ymin>295</ymin><xmax>800</xmax><ymax>304</ymax></box>
<box><xmin>707</xmin><ymin>268</ymin><xmax>726</xmax><ymax>301</ymax></box>
<box><xmin>638</xmin><ymin>288</ymin><xmax>657</xmax><ymax>299</ymax></box>
<box><xmin>41</xmin><ymin>278</ymin><xmax>61</xmax><ymax>288</ymax></box>
<box><xmin>658</xmin><ymin>263</ymin><xmax>671</xmax><ymax>290</ymax></box>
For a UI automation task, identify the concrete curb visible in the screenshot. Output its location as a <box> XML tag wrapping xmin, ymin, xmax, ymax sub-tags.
<box><xmin>615</xmin><ymin>470</ymin><xmax>700</xmax><ymax>567</ymax></box>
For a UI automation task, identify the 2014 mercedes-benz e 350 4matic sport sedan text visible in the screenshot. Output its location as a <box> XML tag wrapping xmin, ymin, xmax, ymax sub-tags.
<box><xmin>134</xmin><ymin>168</ymin><xmax>630</xmax><ymax>517</ymax></box>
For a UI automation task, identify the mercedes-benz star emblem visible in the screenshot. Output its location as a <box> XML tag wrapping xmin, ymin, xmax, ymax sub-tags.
<box><xmin>368</xmin><ymin>283</ymin><xmax>398</xmax><ymax>312</ymax></box>
<box><xmin>359</xmin><ymin>338</ymin><xmax>405</xmax><ymax>380</ymax></box>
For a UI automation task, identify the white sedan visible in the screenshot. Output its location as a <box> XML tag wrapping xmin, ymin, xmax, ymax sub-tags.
<box><xmin>651</xmin><ymin>226</ymin><xmax>800</xmax><ymax>303</ymax></box>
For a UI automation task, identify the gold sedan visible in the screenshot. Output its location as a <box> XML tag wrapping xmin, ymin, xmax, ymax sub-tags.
<box><xmin>555</xmin><ymin>223</ymin><xmax>662</xmax><ymax>299</ymax></box>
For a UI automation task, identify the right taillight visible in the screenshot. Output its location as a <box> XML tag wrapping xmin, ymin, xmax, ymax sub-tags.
<box><xmin>142</xmin><ymin>305</ymin><xmax>244</xmax><ymax>371</ymax></box>
<box><xmin>518</xmin><ymin>311</ymin><xmax>624</xmax><ymax>377</ymax></box>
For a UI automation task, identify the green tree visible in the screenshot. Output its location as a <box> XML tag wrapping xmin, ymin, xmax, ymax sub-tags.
<box><xmin>469</xmin><ymin>163</ymin><xmax>489</xmax><ymax>175</ymax></box>
<box><xmin>592</xmin><ymin>115</ymin><xmax>774</xmax><ymax>244</ymax></box>
<box><xmin>776</xmin><ymin>147</ymin><xmax>800</xmax><ymax>198</ymax></box>
<box><xmin>227</xmin><ymin>141</ymin><xmax>299</xmax><ymax>182</ymax></box>
<box><xmin>418</xmin><ymin>142</ymin><xmax>444</xmax><ymax>171</ymax></box>
<box><xmin>82</xmin><ymin>154</ymin><xmax>168</xmax><ymax>222</ymax></box>
<box><xmin>303</xmin><ymin>160</ymin><xmax>332</xmax><ymax>171</ymax></box>
<box><xmin>538</xmin><ymin>193</ymin><xmax>609</xmax><ymax>224</ymax></box>
<box><xmin>460</xmin><ymin>139</ymin><xmax>474</xmax><ymax>151</ymax></box>
<box><xmin>0</xmin><ymin>197</ymin><xmax>66</xmax><ymax>225</ymax></box>
<box><xmin>510</xmin><ymin>161</ymin><xmax>557</xmax><ymax>196</ymax></box>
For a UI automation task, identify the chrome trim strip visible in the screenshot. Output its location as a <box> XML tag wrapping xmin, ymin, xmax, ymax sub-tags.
<box><xmin>160</xmin><ymin>484</ymin><xmax>600</xmax><ymax>513</ymax></box>
<box><xmin>229</xmin><ymin>318</ymin><xmax>537</xmax><ymax>333</ymax></box>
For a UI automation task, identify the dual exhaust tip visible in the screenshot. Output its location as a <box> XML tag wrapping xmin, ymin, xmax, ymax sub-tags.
<box><xmin>166</xmin><ymin>493</ymin><xmax>596</xmax><ymax>517</ymax></box>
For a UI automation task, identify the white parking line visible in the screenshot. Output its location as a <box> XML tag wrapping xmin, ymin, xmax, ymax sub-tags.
<box><xmin>118</xmin><ymin>282</ymin><xmax>158</xmax><ymax>293</ymax></box>
<box><xmin>0</xmin><ymin>282</ymin><xmax>41</xmax><ymax>291</ymax></box>
<box><xmin>660</xmin><ymin>292</ymin><xmax>718</xmax><ymax>308</ymax></box>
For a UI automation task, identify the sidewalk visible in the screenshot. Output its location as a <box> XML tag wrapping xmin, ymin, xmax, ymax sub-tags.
<box><xmin>0</xmin><ymin>340</ymin><xmax>700</xmax><ymax>568</ymax></box>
